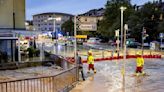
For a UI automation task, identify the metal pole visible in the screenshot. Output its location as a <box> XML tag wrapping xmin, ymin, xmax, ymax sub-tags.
<box><xmin>121</xmin><ymin>10</ymin><xmax>124</xmax><ymax>51</ymax></box>
<box><xmin>161</xmin><ymin>38</ymin><xmax>163</xmax><ymax>51</ymax></box>
<box><xmin>117</xmin><ymin>30</ymin><xmax>120</xmax><ymax>57</ymax></box>
<box><xmin>74</xmin><ymin>16</ymin><xmax>77</xmax><ymax>65</ymax></box>
<box><xmin>123</xmin><ymin>25</ymin><xmax>127</xmax><ymax>91</ymax></box>
<box><xmin>74</xmin><ymin>16</ymin><xmax>78</xmax><ymax>81</ymax></box>
<box><xmin>53</xmin><ymin>20</ymin><xmax>58</xmax><ymax>55</ymax></box>
<box><xmin>142</xmin><ymin>27</ymin><xmax>144</xmax><ymax>56</ymax></box>
<box><xmin>18</xmin><ymin>38</ymin><xmax>21</xmax><ymax>62</ymax></box>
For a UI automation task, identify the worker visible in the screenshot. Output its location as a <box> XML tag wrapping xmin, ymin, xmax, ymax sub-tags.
<box><xmin>77</xmin><ymin>51</ymin><xmax>85</xmax><ymax>81</ymax></box>
<box><xmin>135</xmin><ymin>51</ymin><xmax>145</xmax><ymax>76</ymax></box>
<box><xmin>87</xmin><ymin>50</ymin><xmax>96</xmax><ymax>73</ymax></box>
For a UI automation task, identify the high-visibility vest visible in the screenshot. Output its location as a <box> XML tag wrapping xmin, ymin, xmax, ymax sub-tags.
<box><xmin>87</xmin><ymin>55</ymin><xmax>94</xmax><ymax>64</ymax></box>
<box><xmin>136</xmin><ymin>57</ymin><xmax>144</xmax><ymax>67</ymax></box>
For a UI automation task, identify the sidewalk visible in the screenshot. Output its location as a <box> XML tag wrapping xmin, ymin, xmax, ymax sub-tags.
<box><xmin>70</xmin><ymin>73</ymin><xmax>112</xmax><ymax>92</ymax></box>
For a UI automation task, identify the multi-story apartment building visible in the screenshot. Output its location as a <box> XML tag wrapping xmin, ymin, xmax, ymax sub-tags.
<box><xmin>77</xmin><ymin>8</ymin><xmax>104</xmax><ymax>31</ymax></box>
<box><xmin>33</xmin><ymin>12</ymin><xmax>73</xmax><ymax>31</ymax></box>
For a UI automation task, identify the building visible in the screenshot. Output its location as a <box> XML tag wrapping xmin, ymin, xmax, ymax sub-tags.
<box><xmin>0</xmin><ymin>0</ymin><xmax>25</xmax><ymax>65</ymax></box>
<box><xmin>33</xmin><ymin>12</ymin><xmax>74</xmax><ymax>31</ymax></box>
<box><xmin>77</xmin><ymin>8</ymin><xmax>105</xmax><ymax>31</ymax></box>
<box><xmin>0</xmin><ymin>0</ymin><xmax>25</xmax><ymax>30</ymax></box>
<box><xmin>25</xmin><ymin>21</ymin><xmax>34</xmax><ymax>31</ymax></box>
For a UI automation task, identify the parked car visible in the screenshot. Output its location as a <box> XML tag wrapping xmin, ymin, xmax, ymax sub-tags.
<box><xmin>83</xmin><ymin>37</ymin><xmax>102</xmax><ymax>47</ymax></box>
<box><xmin>127</xmin><ymin>42</ymin><xmax>141</xmax><ymax>48</ymax></box>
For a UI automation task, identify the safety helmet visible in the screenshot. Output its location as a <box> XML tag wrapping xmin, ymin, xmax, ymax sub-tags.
<box><xmin>88</xmin><ymin>50</ymin><xmax>92</xmax><ymax>55</ymax></box>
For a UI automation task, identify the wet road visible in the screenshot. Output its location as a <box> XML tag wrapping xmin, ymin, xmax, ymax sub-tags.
<box><xmin>71</xmin><ymin>58</ymin><xmax>164</xmax><ymax>92</ymax></box>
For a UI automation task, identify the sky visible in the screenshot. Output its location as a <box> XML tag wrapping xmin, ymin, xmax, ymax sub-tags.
<box><xmin>26</xmin><ymin>0</ymin><xmax>154</xmax><ymax>20</ymax></box>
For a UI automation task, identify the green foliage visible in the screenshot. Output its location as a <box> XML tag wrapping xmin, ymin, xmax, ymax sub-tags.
<box><xmin>98</xmin><ymin>0</ymin><xmax>164</xmax><ymax>42</ymax></box>
<box><xmin>61</xmin><ymin>19</ymin><xmax>74</xmax><ymax>36</ymax></box>
<box><xmin>98</xmin><ymin>0</ymin><xmax>134</xmax><ymax>39</ymax></box>
<box><xmin>27</xmin><ymin>47</ymin><xmax>40</xmax><ymax>57</ymax></box>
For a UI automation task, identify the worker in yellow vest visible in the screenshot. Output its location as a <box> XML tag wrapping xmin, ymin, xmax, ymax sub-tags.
<box><xmin>87</xmin><ymin>50</ymin><xmax>96</xmax><ymax>73</ymax></box>
<box><xmin>135</xmin><ymin>52</ymin><xmax>145</xmax><ymax>76</ymax></box>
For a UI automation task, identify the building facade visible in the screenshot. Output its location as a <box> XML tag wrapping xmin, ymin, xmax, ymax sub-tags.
<box><xmin>25</xmin><ymin>21</ymin><xmax>34</xmax><ymax>31</ymax></box>
<box><xmin>77</xmin><ymin>8</ymin><xmax>104</xmax><ymax>31</ymax></box>
<box><xmin>0</xmin><ymin>0</ymin><xmax>25</xmax><ymax>30</ymax></box>
<box><xmin>33</xmin><ymin>12</ymin><xmax>73</xmax><ymax>31</ymax></box>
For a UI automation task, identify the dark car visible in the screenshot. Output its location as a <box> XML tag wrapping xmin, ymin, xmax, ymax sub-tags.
<box><xmin>127</xmin><ymin>42</ymin><xmax>141</xmax><ymax>48</ymax></box>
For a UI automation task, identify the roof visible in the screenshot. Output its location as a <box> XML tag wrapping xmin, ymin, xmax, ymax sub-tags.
<box><xmin>33</xmin><ymin>12</ymin><xmax>74</xmax><ymax>17</ymax></box>
<box><xmin>78</xmin><ymin>8</ymin><xmax>105</xmax><ymax>17</ymax></box>
<box><xmin>26</xmin><ymin>20</ymin><xmax>33</xmax><ymax>25</ymax></box>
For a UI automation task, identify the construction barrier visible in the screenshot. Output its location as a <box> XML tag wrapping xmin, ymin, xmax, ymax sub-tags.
<box><xmin>66</xmin><ymin>54</ymin><xmax>162</xmax><ymax>63</ymax></box>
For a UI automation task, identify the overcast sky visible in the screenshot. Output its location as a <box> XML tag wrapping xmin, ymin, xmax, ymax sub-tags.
<box><xmin>26</xmin><ymin>0</ymin><xmax>155</xmax><ymax>20</ymax></box>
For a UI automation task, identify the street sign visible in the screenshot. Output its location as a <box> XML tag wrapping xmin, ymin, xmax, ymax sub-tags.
<box><xmin>159</xmin><ymin>33</ymin><xmax>163</xmax><ymax>38</ymax></box>
<box><xmin>115</xmin><ymin>29</ymin><xmax>120</xmax><ymax>37</ymax></box>
<box><xmin>79</xmin><ymin>24</ymin><xmax>97</xmax><ymax>31</ymax></box>
<box><xmin>75</xmin><ymin>35</ymin><xmax>87</xmax><ymax>39</ymax></box>
<box><xmin>124</xmin><ymin>24</ymin><xmax>128</xmax><ymax>31</ymax></box>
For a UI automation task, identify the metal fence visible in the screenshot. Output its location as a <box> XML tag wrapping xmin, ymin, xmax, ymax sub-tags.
<box><xmin>0</xmin><ymin>66</ymin><xmax>78</xmax><ymax>92</ymax></box>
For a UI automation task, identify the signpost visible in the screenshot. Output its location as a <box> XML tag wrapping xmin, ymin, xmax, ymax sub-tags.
<box><xmin>75</xmin><ymin>35</ymin><xmax>87</xmax><ymax>39</ymax></box>
<box><xmin>115</xmin><ymin>29</ymin><xmax>120</xmax><ymax>57</ymax></box>
<box><xmin>160</xmin><ymin>33</ymin><xmax>163</xmax><ymax>51</ymax></box>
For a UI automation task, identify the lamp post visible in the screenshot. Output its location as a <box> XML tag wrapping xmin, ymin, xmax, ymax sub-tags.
<box><xmin>122</xmin><ymin>24</ymin><xmax>128</xmax><ymax>92</ymax></box>
<box><xmin>47</xmin><ymin>17</ymin><xmax>61</xmax><ymax>55</ymax></box>
<box><xmin>120</xmin><ymin>6</ymin><xmax>127</xmax><ymax>51</ymax></box>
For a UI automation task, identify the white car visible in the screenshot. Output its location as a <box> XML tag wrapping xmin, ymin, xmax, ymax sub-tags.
<box><xmin>83</xmin><ymin>38</ymin><xmax>101</xmax><ymax>47</ymax></box>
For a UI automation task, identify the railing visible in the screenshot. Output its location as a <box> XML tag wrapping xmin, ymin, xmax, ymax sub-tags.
<box><xmin>0</xmin><ymin>66</ymin><xmax>78</xmax><ymax>92</ymax></box>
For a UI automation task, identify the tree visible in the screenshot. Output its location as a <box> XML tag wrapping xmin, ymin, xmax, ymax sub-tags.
<box><xmin>137</xmin><ymin>2</ymin><xmax>163</xmax><ymax>41</ymax></box>
<box><xmin>61</xmin><ymin>19</ymin><xmax>74</xmax><ymax>36</ymax></box>
<box><xmin>97</xmin><ymin>0</ymin><xmax>134</xmax><ymax>40</ymax></box>
<box><xmin>127</xmin><ymin>2</ymin><xmax>164</xmax><ymax>42</ymax></box>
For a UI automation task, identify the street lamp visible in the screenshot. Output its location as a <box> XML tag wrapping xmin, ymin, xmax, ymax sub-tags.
<box><xmin>122</xmin><ymin>24</ymin><xmax>128</xmax><ymax>92</ymax></box>
<box><xmin>120</xmin><ymin>6</ymin><xmax>127</xmax><ymax>51</ymax></box>
<box><xmin>47</xmin><ymin>17</ymin><xmax>61</xmax><ymax>55</ymax></box>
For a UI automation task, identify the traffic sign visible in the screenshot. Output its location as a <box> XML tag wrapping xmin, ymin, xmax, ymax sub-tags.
<box><xmin>124</xmin><ymin>24</ymin><xmax>128</xmax><ymax>31</ymax></box>
<box><xmin>115</xmin><ymin>29</ymin><xmax>120</xmax><ymax>37</ymax></box>
<box><xmin>159</xmin><ymin>33</ymin><xmax>163</xmax><ymax>38</ymax></box>
<box><xmin>75</xmin><ymin>35</ymin><xmax>87</xmax><ymax>39</ymax></box>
